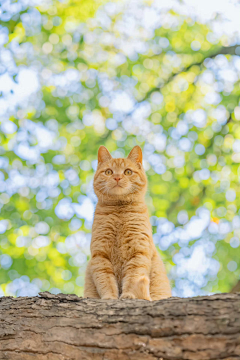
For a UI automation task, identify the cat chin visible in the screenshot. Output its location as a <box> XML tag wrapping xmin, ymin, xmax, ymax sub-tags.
<box><xmin>109</xmin><ymin>187</ymin><xmax>129</xmax><ymax>196</ymax></box>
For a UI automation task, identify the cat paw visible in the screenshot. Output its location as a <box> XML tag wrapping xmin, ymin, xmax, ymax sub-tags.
<box><xmin>120</xmin><ymin>292</ymin><xmax>136</xmax><ymax>300</ymax></box>
<box><xmin>101</xmin><ymin>295</ymin><xmax>118</xmax><ymax>300</ymax></box>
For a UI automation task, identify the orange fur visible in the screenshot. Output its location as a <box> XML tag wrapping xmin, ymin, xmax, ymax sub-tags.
<box><xmin>84</xmin><ymin>146</ymin><xmax>171</xmax><ymax>301</ymax></box>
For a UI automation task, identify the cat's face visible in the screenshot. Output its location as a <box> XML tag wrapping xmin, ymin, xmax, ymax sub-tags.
<box><xmin>94</xmin><ymin>146</ymin><xmax>147</xmax><ymax>201</ymax></box>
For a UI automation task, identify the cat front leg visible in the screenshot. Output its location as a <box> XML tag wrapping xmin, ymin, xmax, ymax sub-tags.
<box><xmin>120</xmin><ymin>255</ymin><xmax>152</xmax><ymax>301</ymax></box>
<box><xmin>149</xmin><ymin>251</ymin><xmax>171</xmax><ymax>300</ymax></box>
<box><xmin>84</xmin><ymin>262</ymin><xmax>100</xmax><ymax>298</ymax></box>
<box><xmin>90</xmin><ymin>254</ymin><xmax>119</xmax><ymax>300</ymax></box>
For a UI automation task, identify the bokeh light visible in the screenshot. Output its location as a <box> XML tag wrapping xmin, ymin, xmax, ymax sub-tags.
<box><xmin>0</xmin><ymin>0</ymin><xmax>240</xmax><ymax>298</ymax></box>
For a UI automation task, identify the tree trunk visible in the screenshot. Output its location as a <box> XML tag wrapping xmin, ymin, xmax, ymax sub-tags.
<box><xmin>0</xmin><ymin>292</ymin><xmax>239</xmax><ymax>360</ymax></box>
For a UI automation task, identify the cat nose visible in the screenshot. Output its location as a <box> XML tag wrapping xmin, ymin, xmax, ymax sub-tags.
<box><xmin>114</xmin><ymin>176</ymin><xmax>121</xmax><ymax>182</ymax></box>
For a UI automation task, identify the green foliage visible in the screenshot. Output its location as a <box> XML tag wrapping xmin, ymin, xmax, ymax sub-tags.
<box><xmin>0</xmin><ymin>0</ymin><xmax>239</xmax><ymax>297</ymax></box>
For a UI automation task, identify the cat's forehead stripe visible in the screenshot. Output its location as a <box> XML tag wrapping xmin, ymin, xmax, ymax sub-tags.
<box><xmin>112</xmin><ymin>159</ymin><xmax>126</xmax><ymax>168</ymax></box>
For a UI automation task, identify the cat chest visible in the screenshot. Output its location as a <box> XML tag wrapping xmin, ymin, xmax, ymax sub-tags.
<box><xmin>96</xmin><ymin>215</ymin><xmax>132</xmax><ymax>262</ymax></box>
<box><xmin>108</xmin><ymin>215</ymin><xmax>150</xmax><ymax>263</ymax></box>
<box><xmin>93</xmin><ymin>212</ymin><xmax>151</xmax><ymax>262</ymax></box>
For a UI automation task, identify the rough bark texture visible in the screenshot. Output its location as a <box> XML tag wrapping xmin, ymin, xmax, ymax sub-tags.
<box><xmin>0</xmin><ymin>292</ymin><xmax>239</xmax><ymax>360</ymax></box>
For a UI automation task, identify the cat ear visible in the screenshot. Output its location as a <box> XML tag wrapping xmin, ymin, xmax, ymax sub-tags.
<box><xmin>98</xmin><ymin>146</ymin><xmax>112</xmax><ymax>164</ymax></box>
<box><xmin>127</xmin><ymin>146</ymin><xmax>142</xmax><ymax>164</ymax></box>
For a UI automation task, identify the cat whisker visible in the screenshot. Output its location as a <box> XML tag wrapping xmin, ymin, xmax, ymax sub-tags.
<box><xmin>98</xmin><ymin>185</ymin><xmax>107</xmax><ymax>193</ymax></box>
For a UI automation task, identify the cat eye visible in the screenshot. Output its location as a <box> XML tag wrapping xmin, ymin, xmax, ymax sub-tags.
<box><xmin>105</xmin><ymin>169</ymin><xmax>113</xmax><ymax>175</ymax></box>
<box><xmin>124</xmin><ymin>169</ymin><xmax>132</xmax><ymax>176</ymax></box>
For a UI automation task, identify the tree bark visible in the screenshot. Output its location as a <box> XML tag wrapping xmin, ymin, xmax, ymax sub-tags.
<box><xmin>231</xmin><ymin>280</ymin><xmax>240</xmax><ymax>294</ymax></box>
<box><xmin>0</xmin><ymin>292</ymin><xmax>239</xmax><ymax>360</ymax></box>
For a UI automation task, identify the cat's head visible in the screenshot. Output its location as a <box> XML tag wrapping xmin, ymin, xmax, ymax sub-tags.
<box><xmin>94</xmin><ymin>146</ymin><xmax>147</xmax><ymax>203</ymax></box>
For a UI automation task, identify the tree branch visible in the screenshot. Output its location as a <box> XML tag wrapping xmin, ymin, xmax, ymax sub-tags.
<box><xmin>0</xmin><ymin>292</ymin><xmax>240</xmax><ymax>360</ymax></box>
<box><xmin>141</xmin><ymin>45</ymin><xmax>239</xmax><ymax>102</ymax></box>
<box><xmin>230</xmin><ymin>280</ymin><xmax>240</xmax><ymax>293</ymax></box>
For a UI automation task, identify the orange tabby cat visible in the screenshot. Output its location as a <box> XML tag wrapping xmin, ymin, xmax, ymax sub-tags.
<box><xmin>84</xmin><ymin>145</ymin><xmax>171</xmax><ymax>300</ymax></box>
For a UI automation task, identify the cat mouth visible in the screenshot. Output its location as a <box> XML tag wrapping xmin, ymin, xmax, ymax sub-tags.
<box><xmin>113</xmin><ymin>184</ymin><xmax>122</xmax><ymax>188</ymax></box>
